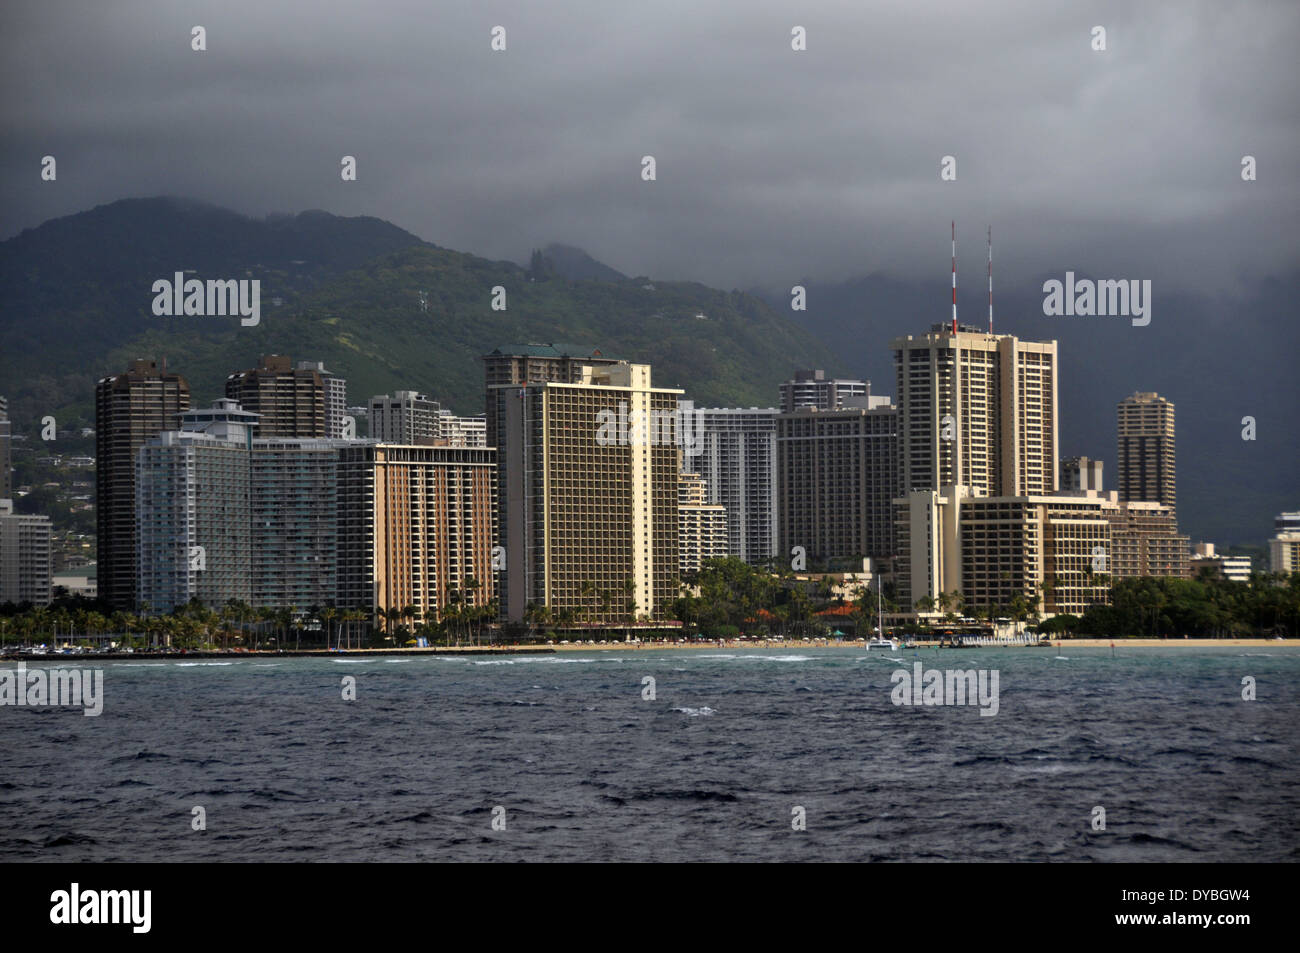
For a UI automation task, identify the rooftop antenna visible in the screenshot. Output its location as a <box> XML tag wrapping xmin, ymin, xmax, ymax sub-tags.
<box><xmin>951</xmin><ymin>221</ymin><xmax>958</xmax><ymax>334</ymax></box>
<box><xmin>987</xmin><ymin>225</ymin><xmax>993</xmax><ymax>335</ymax></box>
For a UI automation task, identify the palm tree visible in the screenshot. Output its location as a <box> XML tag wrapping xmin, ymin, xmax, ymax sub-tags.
<box><xmin>320</xmin><ymin>607</ymin><xmax>338</xmax><ymax>651</ymax></box>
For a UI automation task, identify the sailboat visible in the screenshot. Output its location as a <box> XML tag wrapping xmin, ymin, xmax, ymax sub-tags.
<box><xmin>866</xmin><ymin>575</ymin><xmax>897</xmax><ymax>650</ymax></box>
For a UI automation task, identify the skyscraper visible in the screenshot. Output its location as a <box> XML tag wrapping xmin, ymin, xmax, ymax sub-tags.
<box><xmin>297</xmin><ymin>360</ymin><xmax>348</xmax><ymax>438</ymax></box>
<box><xmin>225</xmin><ymin>354</ymin><xmax>325</xmax><ymax>438</ymax></box>
<box><xmin>691</xmin><ymin>407</ymin><xmax>779</xmax><ymax>565</ymax></box>
<box><xmin>336</xmin><ymin>443</ymin><xmax>497</xmax><ymax>628</ymax></box>
<box><xmin>136</xmin><ymin>400</ymin><xmax>254</xmax><ymax>613</ymax></box>
<box><xmin>892</xmin><ymin>324</ymin><xmax>1059</xmax><ymax>497</ymax></box>
<box><xmin>135</xmin><ymin>399</ymin><xmax>352</xmax><ymax>613</ymax></box>
<box><xmin>496</xmin><ymin>362</ymin><xmax>680</xmax><ymax>623</ymax></box>
<box><xmin>0</xmin><ymin>499</ymin><xmax>52</xmax><ymax>606</ymax></box>
<box><xmin>96</xmin><ymin>358</ymin><xmax>190</xmax><ymax>609</ymax></box>
<box><xmin>0</xmin><ymin>395</ymin><xmax>11</xmax><ymax>501</ymax></box>
<box><xmin>777</xmin><ymin>401</ymin><xmax>898</xmax><ymax>565</ymax></box>
<box><xmin>369</xmin><ymin>391</ymin><xmax>442</xmax><ymax>444</ymax></box>
<box><xmin>251</xmin><ymin>436</ymin><xmax>345</xmax><ymax>610</ymax></box>
<box><xmin>1116</xmin><ymin>392</ymin><xmax>1176</xmax><ymax>513</ymax></box>
<box><xmin>482</xmin><ymin>343</ymin><xmax>621</xmax><ymax>567</ymax></box>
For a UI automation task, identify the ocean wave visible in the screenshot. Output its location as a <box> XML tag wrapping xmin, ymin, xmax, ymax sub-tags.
<box><xmin>672</xmin><ymin>706</ymin><xmax>716</xmax><ymax>716</ymax></box>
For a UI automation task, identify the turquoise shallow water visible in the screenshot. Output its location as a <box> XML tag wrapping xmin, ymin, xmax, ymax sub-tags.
<box><xmin>1</xmin><ymin>646</ymin><xmax>1297</xmax><ymax>861</ymax></box>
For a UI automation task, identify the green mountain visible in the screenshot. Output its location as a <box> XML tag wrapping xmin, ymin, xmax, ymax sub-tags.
<box><xmin>0</xmin><ymin>198</ymin><xmax>841</xmax><ymax>428</ymax></box>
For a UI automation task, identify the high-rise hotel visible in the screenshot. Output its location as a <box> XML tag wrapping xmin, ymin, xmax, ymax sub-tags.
<box><xmin>888</xmin><ymin>324</ymin><xmax>1113</xmax><ymax>614</ymax></box>
<box><xmin>893</xmin><ymin>323</ymin><xmax>1059</xmax><ymax>498</ymax></box>
<box><xmin>495</xmin><ymin>361</ymin><xmax>681</xmax><ymax>623</ymax></box>
<box><xmin>336</xmin><ymin>443</ymin><xmax>497</xmax><ymax>629</ymax></box>
<box><xmin>776</xmin><ymin>397</ymin><xmax>898</xmax><ymax>566</ymax></box>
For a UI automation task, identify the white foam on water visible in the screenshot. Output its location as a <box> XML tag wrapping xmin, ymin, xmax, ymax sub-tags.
<box><xmin>174</xmin><ymin>661</ymin><xmax>235</xmax><ymax>667</ymax></box>
<box><xmin>672</xmin><ymin>706</ymin><xmax>717</xmax><ymax>717</ymax></box>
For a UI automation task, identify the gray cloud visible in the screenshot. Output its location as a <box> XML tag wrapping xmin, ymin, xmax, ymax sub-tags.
<box><xmin>2</xmin><ymin>0</ymin><xmax>1297</xmax><ymax>291</ymax></box>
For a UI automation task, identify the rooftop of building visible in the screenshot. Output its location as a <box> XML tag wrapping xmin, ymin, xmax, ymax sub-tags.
<box><xmin>484</xmin><ymin>343</ymin><xmax>614</xmax><ymax>360</ymax></box>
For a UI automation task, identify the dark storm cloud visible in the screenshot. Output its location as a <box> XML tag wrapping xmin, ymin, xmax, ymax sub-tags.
<box><xmin>1</xmin><ymin>0</ymin><xmax>1297</xmax><ymax>291</ymax></box>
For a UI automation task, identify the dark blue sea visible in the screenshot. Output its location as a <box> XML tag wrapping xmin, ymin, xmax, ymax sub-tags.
<box><xmin>2</xmin><ymin>647</ymin><xmax>1297</xmax><ymax>861</ymax></box>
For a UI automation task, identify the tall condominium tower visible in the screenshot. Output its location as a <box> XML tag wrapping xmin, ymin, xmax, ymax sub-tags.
<box><xmin>96</xmin><ymin>358</ymin><xmax>190</xmax><ymax>609</ymax></box>
<box><xmin>691</xmin><ymin>407</ymin><xmax>779</xmax><ymax>566</ymax></box>
<box><xmin>136</xmin><ymin>400</ymin><xmax>255</xmax><ymax>613</ymax></box>
<box><xmin>225</xmin><ymin>354</ymin><xmax>325</xmax><ymax>438</ymax></box>
<box><xmin>297</xmin><ymin>360</ymin><xmax>347</xmax><ymax>438</ymax></box>
<box><xmin>0</xmin><ymin>395</ymin><xmax>11</xmax><ymax>500</ymax></box>
<box><xmin>780</xmin><ymin>369</ymin><xmax>870</xmax><ymax>413</ymax></box>
<box><xmin>369</xmin><ymin>391</ymin><xmax>442</xmax><ymax>444</ymax></box>
<box><xmin>336</xmin><ymin>444</ymin><xmax>497</xmax><ymax>628</ymax></box>
<box><xmin>892</xmin><ymin>324</ymin><xmax>1059</xmax><ymax>497</ymax></box>
<box><xmin>1116</xmin><ymin>392</ymin><xmax>1176</xmax><ymax>513</ymax></box>
<box><xmin>0</xmin><ymin>499</ymin><xmax>52</xmax><ymax>606</ymax></box>
<box><xmin>251</xmin><ymin>437</ymin><xmax>346</xmax><ymax>610</ymax></box>
<box><xmin>136</xmin><ymin>400</ymin><xmax>352</xmax><ymax>613</ymax></box>
<box><xmin>496</xmin><ymin>362</ymin><xmax>681</xmax><ymax>623</ymax></box>
<box><xmin>776</xmin><ymin>400</ymin><xmax>898</xmax><ymax>565</ymax></box>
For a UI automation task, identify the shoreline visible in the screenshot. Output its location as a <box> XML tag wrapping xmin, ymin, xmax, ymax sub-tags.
<box><xmin>2</xmin><ymin>637</ymin><xmax>1293</xmax><ymax>662</ymax></box>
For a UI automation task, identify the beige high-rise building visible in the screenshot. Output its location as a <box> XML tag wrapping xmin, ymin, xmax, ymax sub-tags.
<box><xmin>1103</xmin><ymin>499</ymin><xmax>1189</xmax><ymax>579</ymax></box>
<box><xmin>679</xmin><ymin>471</ymin><xmax>728</xmax><ymax>575</ymax></box>
<box><xmin>336</xmin><ymin>444</ymin><xmax>497</xmax><ymax>628</ymax></box>
<box><xmin>482</xmin><ymin>343</ymin><xmax>620</xmax><ymax>453</ymax></box>
<box><xmin>896</xmin><ymin>486</ymin><xmax>1110</xmax><ymax>617</ymax></box>
<box><xmin>496</xmin><ymin>362</ymin><xmax>681</xmax><ymax>623</ymax></box>
<box><xmin>892</xmin><ymin>325</ymin><xmax>1059</xmax><ymax>497</ymax></box>
<box><xmin>482</xmin><ymin>344</ymin><xmax>622</xmax><ymax>563</ymax></box>
<box><xmin>1270</xmin><ymin>512</ymin><xmax>1300</xmax><ymax>574</ymax></box>
<box><xmin>1116</xmin><ymin>392</ymin><xmax>1176</xmax><ymax>513</ymax></box>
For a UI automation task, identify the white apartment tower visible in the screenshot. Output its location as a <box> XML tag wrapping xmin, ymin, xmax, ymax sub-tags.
<box><xmin>690</xmin><ymin>407</ymin><xmax>779</xmax><ymax>565</ymax></box>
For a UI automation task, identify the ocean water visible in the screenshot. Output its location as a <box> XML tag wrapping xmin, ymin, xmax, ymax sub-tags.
<box><xmin>2</xmin><ymin>647</ymin><xmax>1297</xmax><ymax>862</ymax></box>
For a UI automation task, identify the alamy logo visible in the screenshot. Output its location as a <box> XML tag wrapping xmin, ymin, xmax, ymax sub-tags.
<box><xmin>0</xmin><ymin>661</ymin><xmax>103</xmax><ymax>716</ymax></box>
<box><xmin>1042</xmin><ymin>272</ymin><xmax>1150</xmax><ymax>326</ymax></box>
<box><xmin>595</xmin><ymin>400</ymin><xmax>704</xmax><ymax>456</ymax></box>
<box><xmin>151</xmin><ymin>273</ymin><xmax>261</xmax><ymax>326</ymax></box>
<box><xmin>890</xmin><ymin>662</ymin><xmax>999</xmax><ymax>716</ymax></box>
<box><xmin>50</xmin><ymin>883</ymin><xmax>150</xmax><ymax>933</ymax></box>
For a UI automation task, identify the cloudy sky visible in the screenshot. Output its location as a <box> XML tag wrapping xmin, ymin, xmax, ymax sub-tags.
<box><xmin>2</xmin><ymin>0</ymin><xmax>1297</xmax><ymax>292</ymax></box>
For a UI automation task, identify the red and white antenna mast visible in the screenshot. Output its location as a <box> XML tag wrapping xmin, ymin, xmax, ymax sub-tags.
<box><xmin>987</xmin><ymin>225</ymin><xmax>993</xmax><ymax>335</ymax></box>
<box><xmin>951</xmin><ymin>220</ymin><xmax>958</xmax><ymax>334</ymax></box>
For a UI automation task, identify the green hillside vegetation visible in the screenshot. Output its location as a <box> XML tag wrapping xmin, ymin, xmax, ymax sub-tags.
<box><xmin>0</xmin><ymin>199</ymin><xmax>842</xmax><ymax>430</ymax></box>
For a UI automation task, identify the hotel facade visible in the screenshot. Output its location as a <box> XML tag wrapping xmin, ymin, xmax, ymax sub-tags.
<box><xmin>495</xmin><ymin>362</ymin><xmax>680</xmax><ymax>623</ymax></box>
